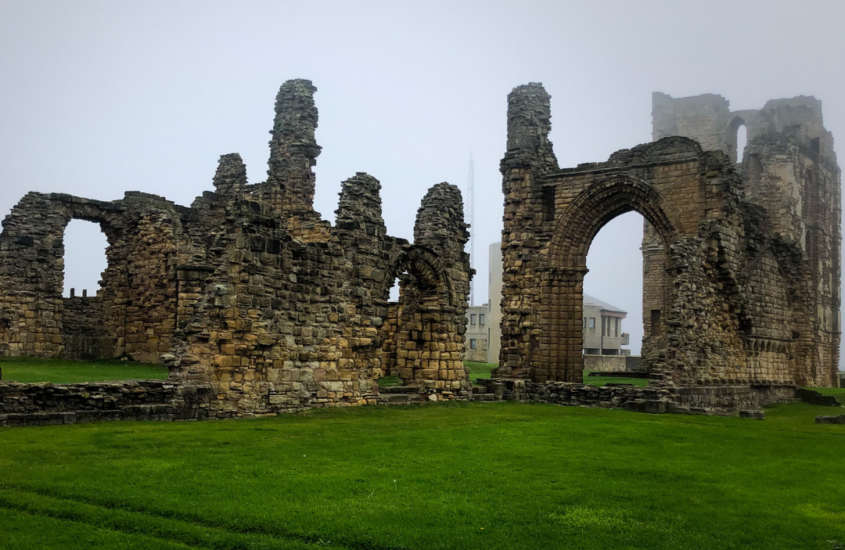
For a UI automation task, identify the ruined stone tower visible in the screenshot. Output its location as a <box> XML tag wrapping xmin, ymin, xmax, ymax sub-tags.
<box><xmin>0</xmin><ymin>79</ymin><xmax>473</xmax><ymax>416</ymax></box>
<box><xmin>652</xmin><ymin>93</ymin><xmax>841</xmax><ymax>387</ymax></box>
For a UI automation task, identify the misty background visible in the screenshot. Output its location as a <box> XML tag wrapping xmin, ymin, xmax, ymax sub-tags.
<box><xmin>1</xmin><ymin>0</ymin><xmax>843</xmax><ymax>359</ymax></box>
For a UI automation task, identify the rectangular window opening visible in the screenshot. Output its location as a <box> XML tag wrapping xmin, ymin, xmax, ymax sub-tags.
<box><xmin>650</xmin><ymin>310</ymin><xmax>661</xmax><ymax>336</ymax></box>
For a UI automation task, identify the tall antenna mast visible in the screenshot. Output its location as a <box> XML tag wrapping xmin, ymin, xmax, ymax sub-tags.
<box><xmin>467</xmin><ymin>152</ymin><xmax>475</xmax><ymax>306</ymax></box>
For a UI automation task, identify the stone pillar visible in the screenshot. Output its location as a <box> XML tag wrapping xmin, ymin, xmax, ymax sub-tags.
<box><xmin>213</xmin><ymin>153</ymin><xmax>246</xmax><ymax>197</ymax></box>
<box><xmin>496</xmin><ymin>83</ymin><xmax>559</xmax><ymax>381</ymax></box>
<box><xmin>266</xmin><ymin>79</ymin><xmax>322</xmax><ymax>215</ymax></box>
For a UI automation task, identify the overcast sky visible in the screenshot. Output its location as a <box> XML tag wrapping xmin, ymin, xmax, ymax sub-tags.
<box><xmin>2</xmin><ymin>0</ymin><xmax>843</xmax><ymax>357</ymax></box>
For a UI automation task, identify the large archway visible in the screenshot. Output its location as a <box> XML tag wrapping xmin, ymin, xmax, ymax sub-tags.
<box><xmin>539</xmin><ymin>175</ymin><xmax>679</xmax><ymax>383</ymax></box>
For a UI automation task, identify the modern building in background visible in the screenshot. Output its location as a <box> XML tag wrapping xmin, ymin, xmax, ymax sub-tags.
<box><xmin>467</xmin><ymin>242</ymin><xmax>631</xmax><ymax>365</ymax></box>
<box><xmin>486</xmin><ymin>242</ymin><xmax>503</xmax><ymax>364</ymax></box>
<box><xmin>581</xmin><ymin>295</ymin><xmax>629</xmax><ymax>355</ymax></box>
<box><xmin>465</xmin><ymin>304</ymin><xmax>489</xmax><ymax>362</ymax></box>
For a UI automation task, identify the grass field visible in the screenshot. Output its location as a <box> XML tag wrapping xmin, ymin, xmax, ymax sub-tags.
<box><xmin>1</xmin><ymin>397</ymin><xmax>844</xmax><ymax>549</ymax></box>
<box><xmin>463</xmin><ymin>362</ymin><xmax>496</xmax><ymax>385</ymax></box>
<box><xmin>0</xmin><ymin>357</ymin><xmax>168</xmax><ymax>384</ymax></box>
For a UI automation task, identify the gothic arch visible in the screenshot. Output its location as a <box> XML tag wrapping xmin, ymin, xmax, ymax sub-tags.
<box><xmin>530</xmin><ymin>175</ymin><xmax>682</xmax><ymax>383</ymax></box>
<box><xmin>548</xmin><ymin>174</ymin><xmax>680</xmax><ymax>270</ymax></box>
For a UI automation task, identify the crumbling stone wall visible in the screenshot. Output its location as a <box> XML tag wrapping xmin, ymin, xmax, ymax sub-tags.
<box><xmin>0</xmin><ymin>79</ymin><xmax>472</xmax><ymax>419</ymax></box>
<box><xmin>653</xmin><ymin>92</ymin><xmax>841</xmax><ymax>387</ymax></box>
<box><xmin>0</xmin><ymin>380</ymin><xmax>212</xmax><ymax>427</ymax></box>
<box><xmin>495</xmin><ymin>83</ymin><xmax>839</xmax><ymax>390</ymax></box>
<box><xmin>464</xmin><ymin>338</ymin><xmax>488</xmax><ymax>362</ymax></box>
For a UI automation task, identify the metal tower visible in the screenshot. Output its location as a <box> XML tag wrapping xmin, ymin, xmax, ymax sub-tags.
<box><xmin>467</xmin><ymin>152</ymin><xmax>475</xmax><ymax>306</ymax></box>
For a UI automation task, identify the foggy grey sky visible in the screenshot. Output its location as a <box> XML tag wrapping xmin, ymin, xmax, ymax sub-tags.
<box><xmin>2</xmin><ymin>0</ymin><xmax>844</xmax><ymax>357</ymax></box>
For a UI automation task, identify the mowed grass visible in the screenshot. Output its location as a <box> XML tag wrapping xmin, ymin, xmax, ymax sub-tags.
<box><xmin>0</xmin><ymin>357</ymin><xmax>168</xmax><ymax>384</ymax></box>
<box><xmin>1</xmin><ymin>400</ymin><xmax>844</xmax><ymax>549</ymax></box>
<box><xmin>464</xmin><ymin>362</ymin><xmax>496</xmax><ymax>385</ymax></box>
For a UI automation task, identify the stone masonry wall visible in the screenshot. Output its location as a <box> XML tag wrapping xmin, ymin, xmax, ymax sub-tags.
<box><xmin>495</xmin><ymin>82</ymin><xmax>838</xmax><ymax>393</ymax></box>
<box><xmin>653</xmin><ymin>92</ymin><xmax>841</xmax><ymax>387</ymax></box>
<box><xmin>62</xmin><ymin>296</ymin><xmax>114</xmax><ymax>360</ymax></box>
<box><xmin>464</xmin><ymin>338</ymin><xmax>488</xmax><ymax>362</ymax></box>
<box><xmin>0</xmin><ymin>79</ymin><xmax>474</xmax><ymax>420</ymax></box>
<box><xmin>0</xmin><ymin>380</ymin><xmax>213</xmax><ymax>427</ymax></box>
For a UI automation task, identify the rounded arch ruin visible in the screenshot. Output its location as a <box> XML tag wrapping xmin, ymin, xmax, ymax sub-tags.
<box><xmin>376</xmin><ymin>245</ymin><xmax>467</xmax><ymax>391</ymax></box>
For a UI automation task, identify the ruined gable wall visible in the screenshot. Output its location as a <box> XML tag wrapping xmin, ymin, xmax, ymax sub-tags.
<box><xmin>0</xmin><ymin>78</ymin><xmax>473</xmax><ymax>421</ymax></box>
<box><xmin>166</xmin><ymin>180</ymin><xmax>471</xmax><ymax>416</ymax></box>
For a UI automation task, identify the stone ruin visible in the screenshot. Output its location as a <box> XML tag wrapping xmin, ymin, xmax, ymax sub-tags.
<box><xmin>0</xmin><ymin>80</ymin><xmax>840</xmax><ymax>426</ymax></box>
<box><xmin>489</xmin><ymin>84</ymin><xmax>840</xmax><ymax>407</ymax></box>
<box><xmin>0</xmin><ymin>79</ymin><xmax>473</xmax><ymax>421</ymax></box>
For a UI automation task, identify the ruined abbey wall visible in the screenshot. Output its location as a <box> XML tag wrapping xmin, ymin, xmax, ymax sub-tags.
<box><xmin>0</xmin><ymin>80</ymin><xmax>473</xmax><ymax>417</ymax></box>
<box><xmin>495</xmin><ymin>83</ymin><xmax>840</xmax><ymax>389</ymax></box>
<box><xmin>652</xmin><ymin>92</ymin><xmax>841</xmax><ymax>387</ymax></box>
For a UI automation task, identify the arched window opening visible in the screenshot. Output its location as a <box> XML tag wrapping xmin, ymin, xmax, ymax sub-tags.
<box><xmin>582</xmin><ymin>211</ymin><xmax>644</xmax><ymax>384</ymax></box>
<box><xmin>63</xmin><ymin>219</ymin><xmax>108</xmax><ymax>298</ymax></box>
<box><xmin>728</xmin><ymin>117</ymin><xmax>747</xmax><ymax>164</ymax></box>
<box><xmin>378</xmin><ymin>275</ymin><xmax>404</xmax><ymax>388</ymax></box>
<box><xmin>736</xmin><ymin>124</ymin><xmax>748</xmax><ymax>163</ymax></box>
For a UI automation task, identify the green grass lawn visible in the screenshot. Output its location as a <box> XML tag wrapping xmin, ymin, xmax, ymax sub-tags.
<box><xmin>1</xmin><ymin>400</ymin><xmax>844</xmax><ymax>549</ymax></box>
<box><xmin>464</xmin><ymin>362</ymin><xmax>496</xmax><ymax>385</ymax></box>
<box><xmin>814</xmin><ymin>385</ymin><xmax>845</xmax><ymax>399</ymax></box>
<box><xmin>0</xmin><ymin>357</ymin><xmax>168</xmax><ymax>384</ymax></box>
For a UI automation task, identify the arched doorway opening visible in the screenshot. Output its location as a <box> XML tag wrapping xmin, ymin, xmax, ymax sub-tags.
<box><xmin>542</xmin><ymin>175</ymin><xmax>678</xmax><ymax>383</ymax></box>
<box><xmin>728</xmin><ymin>117</ymin><xmax>747</xmax><ymax>164</ymax></box>
<box><xmin>377</xmin><ymin>274</ymin><xmax>404</xmax><ymax>387</ymax></box>
<box><xmin>581</xmin><ymin>212</ymin><xmax>644</xmax><ymax>384</ymax></box>
<box><xmin>61</xmin><ymin>218</ymin><xmax>117</xmax><ymax>360</ymax></box>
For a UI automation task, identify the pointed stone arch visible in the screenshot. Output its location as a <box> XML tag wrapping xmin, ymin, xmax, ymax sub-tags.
<box><xmin>536</xmin><ymin>175</ymin><xmax>681</xmax><ymax>383</ymax></box>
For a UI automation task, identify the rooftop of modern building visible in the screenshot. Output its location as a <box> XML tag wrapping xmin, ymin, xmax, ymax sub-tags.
<box><xmin>583</xmin><ymin>294</ymin><xmax>627</xmax><ymax>315</ymax></box>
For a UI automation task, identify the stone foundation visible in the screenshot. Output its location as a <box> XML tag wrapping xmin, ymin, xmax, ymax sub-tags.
<box><xmin>474</xmin><ymin>378</ymin><xmax>798</xmax><ymax>415</ymax></box>
<box><xmin>583</xmin><ymin>355</ymin><xmax>640</xmax><ymax>372</ymax></box>
<box><xmin>0</xmin><ymin>380</ymin><xmax>213</xmax><ymax>427</ymax></box>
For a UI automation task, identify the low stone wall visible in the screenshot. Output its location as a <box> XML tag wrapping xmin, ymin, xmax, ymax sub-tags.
<box><xmin>671</xmin><ymin>384</ymin><xmax>797</xmax><ymax>412</ymax></box>
<box><xmin>0</xmin><ymin>375</ymin><xmax>805</xmax><ymax>428</ymax></box>
<box><xmin>477</xmin><ymin>379</ymin><xmax>798</xmax><ymax>414</ymax></box>
<box><xmin>464</xmin><ymin>339</ymin><xmax>488</xmax><ymax>362</ymax></box>
<box><xmin>0</xmin><ymin>380</ymin><xmax>212</xmax><ymax>427</ymax></box>
<box><xmin>583</xmin><ymin>355</ymin><xmax>642</xmax><ymax>372</ymax></box>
